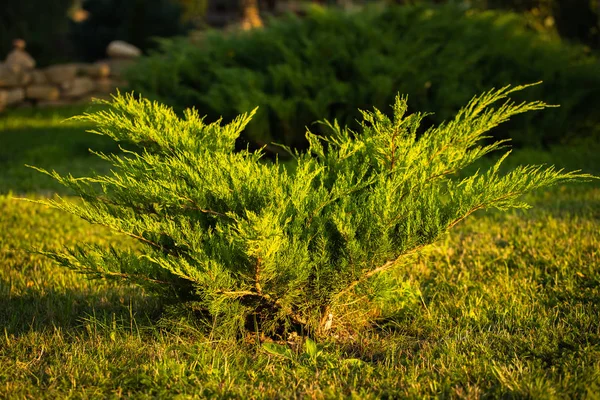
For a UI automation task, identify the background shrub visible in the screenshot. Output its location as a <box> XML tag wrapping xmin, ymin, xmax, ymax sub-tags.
<box><xmin>128</xmin><ymin>4</ymin><xmax>600</xmax><ymax>149</ymax></box>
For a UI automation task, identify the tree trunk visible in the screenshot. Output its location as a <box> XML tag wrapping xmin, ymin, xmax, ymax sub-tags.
<box><xmin>240</xmin><ymin>0</ymin><xmax>263</xmax><ymax>30</ymax></box>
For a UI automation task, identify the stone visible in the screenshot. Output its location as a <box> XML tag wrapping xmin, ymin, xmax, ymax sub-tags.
<box><xmin>0</xmin><ymin>63</ymin><xmax>22</xmax><ymax>87</ymax></box>
<box><xmin>45</xmin><ymin>64</ymin><xmax>78</xmax><ymax>84</ymax></box>
<box><xmin>20</xmin><ymin>71</ymin><xmax>32</xmax><ymax>86</ymax></box>
<box><xmin>5</xmin><ymin>49</ymin><xmax>36</xmax><ymax>71</ymax></box>
<box><xmin>106</xmin><ymin>40</ymin><xmax>142</xmax><ymax>59</ymax></box>
<box><xmin>80</xmin><ymin>62</ymin><xmax>111</xmax><ymax>78</ymax></box>
<box><xmin>5</xmin><ymin>40</ymin><xmax>35</xmax><ymax>71</ymax></box>
<box><xmin>5</xmin><ymin>88</ymin><xmax>25</xmax><ymax>105</ymax></box>
<box><xmin>59</xmin><ymin>79</ymin><xmax>75</xmax><ymax>91</ymax></box>
<box><xmin>95</xmin><ymin>78</ymin><xmax>114</xmax><ymax>94</ymax></box>
<box><xmin>95</xmin><ymin>78</ymin><xmax>128</xmax><ymax>94</ymax></box>
<box><xmin>0</xmin><ymin>91</ymin><xmax>6</xmax><ymax>111</ymax></box>
<box><xmin>26</xmin><ymin>85</ymin><xmax>60</xmax><ymax>101</ymax></box>
<box><xmin>0</xmin><ymin>88</ymin><xmax>25</xmax><ymax>111</ymax></box>
<box><xmin>30</xmin><ymin>70</ymin><xmax>47</xmax><ymax>85</ymax></box>
<box><xmin>96</xmin><ymin>58</ymin><xmax>136</xmax><ymax>78</ymax></box>
<box><xmin>62</xmin><ymin>77</ymin><xmax>96</xmax><ymax>98</ymax></box>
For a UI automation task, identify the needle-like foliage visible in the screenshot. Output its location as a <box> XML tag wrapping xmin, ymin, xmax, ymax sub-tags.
<box><xmin>32</xmin><ymin>84</ymin><xmax>594</xmax><ymax>338</ymax></box>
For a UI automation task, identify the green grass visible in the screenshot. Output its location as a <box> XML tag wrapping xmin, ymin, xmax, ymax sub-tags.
<box><xmin>0</xmin><ymin>105</ymin><xmax>117</xmax><ymax>195</ymax></box>
<box><xmin>1</xmin><ymin>106</ymin><xmax>599</xmax><ymax>398</ymax></box>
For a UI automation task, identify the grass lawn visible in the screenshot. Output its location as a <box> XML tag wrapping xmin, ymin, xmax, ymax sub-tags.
<box><xmin>1</xmin><ymin>106</ymin><xmax>599</xmax><ymax>398</ymax></box>
<box><xmin>0</xmin><ymin>105</ymin><xmax>117</xmax><ymax>195</ymax></box>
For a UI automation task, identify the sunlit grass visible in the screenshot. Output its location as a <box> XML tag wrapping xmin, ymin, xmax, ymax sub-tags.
<box><xmin>0</xmin><ymin>106</ymin><xmax>598</xmax><ymax>398</ymax></box>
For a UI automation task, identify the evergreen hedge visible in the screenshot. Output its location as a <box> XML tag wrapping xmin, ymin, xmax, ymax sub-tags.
<box><xmin>127</xmin><ymin>4</ymin><xmax>600</xmax><ymax>150</ymax></box>
<box><xmin>34</xmin><ymin>85</ymin><xmax>594</xmax><ymax>338</ymax></box>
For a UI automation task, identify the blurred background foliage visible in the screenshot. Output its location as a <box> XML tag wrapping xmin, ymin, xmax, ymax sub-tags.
<box><xmin>1</xmin><ymin>0</ymin><xmax>599</xmax><ymax>148</ymax></box>
<box><xmin>1</xmin><ymin>0</ymin><xmax>598</xmax><ymax>64</ymax></box>
<box><xmin>0</xmin><ymin>0</ymin><xmax>75</xmax><ymax>65</ymax></box>
<box><xmin>128</xmin><ymin>4</ymin><xmax>600</xmax><ymax>149</ymax></box>
<box><xmin>70</xmin><ymin>0</ymin><xmax>193</xmax><ymax>62</ymax></box>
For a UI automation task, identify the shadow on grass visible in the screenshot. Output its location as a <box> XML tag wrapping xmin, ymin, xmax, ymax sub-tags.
<box><xmin>0</xmin><ymin>278</ymin><xmax>164</xmax><ymax>337</ymax></box>
<box><xmin>0</xmin><ymin>124</ymin><xmax>119</xmax><ymax>195</ymax></box>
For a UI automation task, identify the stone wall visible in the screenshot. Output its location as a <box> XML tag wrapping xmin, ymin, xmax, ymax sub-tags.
<box><xmin>0</xmin><ymin>40</ymin><xmax>140</xmax><ymax>112</ymax></box>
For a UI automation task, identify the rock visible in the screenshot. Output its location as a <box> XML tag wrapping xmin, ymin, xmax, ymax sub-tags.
<box><xmin>95</xmin><ymin>78</ymin><xmax>128</xmax><ymax>93</ymax></box>
<box><xmin>0</xmin><ymin>91</ymin><xmax>6</xmax><ymax>111</ymax></box>
<box><xmin>0</xmin><ymin>88</ymin><xmax>25</xmax><ymax>111</ymax></box>
<box><xmin>26</xmin><ymin>85</ymin><xmax>60</xmax><ymax>101</ymax></box>
<box><xmin>8</xmin><ymin>88</ymin><xmax>25</xmax><ymax>104</ymax></box>
<box><xmin>20</xmin><ymin>71</ymin><xmax>32</xmax><ymax>86</ymax></box>
<box><xmin>59</xmin><ymin>79</ymin><xmax>74</xmax><ymax>91</ymax></box>
<box><xmin>96</xmin><ymin>58</ymin><xmax>136</xmax><ymax>78</ymax></box>
<box><xmin>5</xmin><ymin>39</ymin><xmax>35</xmax><ymax>71</ymax></box>
<box><xmin>62</xmin><ymin>77</ymin><xmax>96</xmax><ymax>98</ymax></box>
<box><xmin>45</xmin><ymin>64</ymin><xmax>78</xmax><ymax>84</ymax></box>
<box><xmin>0</xmin><ymin>63</ymin><xmax>31</xmax><ymax>86</ymax></box>
<box><xmin>30</xmin><ymin>70</ymin><xmax>47</xmax><ymax>85</ymax></box>
<box><xmin>106</xmin><ymin>40</ymin><xmax>142</xmax><ymax>59</ymax></box>
<box><xmin>95</xmin><ymin>78</ymin><xmax>114</xmax><ymax>94</ymax></box>
<box><xmin>81</xmin><ymin>62</ymin><xmax>111</xmax><ymax>78</ymax></box>
<box><xmin>3</xmin><ymin>88</ymin><xmax>25</xmax><ymax>105</ymax></box>
<box><xmin>5</xmin><ymin>49</ymin><xmax>36</xmax><ymax>71</ymax></box>
<box><xmin>0</xmin><ymin>63</ymin><xmax>22</xmax><ymax>87</ymax></box>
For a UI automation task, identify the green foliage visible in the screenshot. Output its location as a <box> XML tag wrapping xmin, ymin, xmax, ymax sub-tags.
<box><xmin>71</xmin><ymin>0</ymin><xmax>190</xmax><ymax>61</ymax></box>
<box><xmin>3</xmin><ymin>181</ymin><xmax>600</xmax><ymax>397</ymax></box>
<box><xmin>33</xmin><ymin>85</ymin><xmax>594</xmax><ymax>338</ymax></box>
<box><xmin>128</xmin><ymin>4</ymin><xmax>600</xmax><ymax>149</ymax></box>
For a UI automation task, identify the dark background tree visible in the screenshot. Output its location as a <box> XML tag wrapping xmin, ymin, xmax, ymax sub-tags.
<box><xmin>392</xmin><ymin>0</ymin><xmax>599</xmax><ymax>48</ymax></box>
<box><xmin>70</xmin><ymin>0</ymin><xmax>191</xmax><ymax>61</ymax></box>
<box><xmin>553</xmin><ymin>0</ymin><xmax>599</xmax><ymax>48</ymax></box>
<box><xmin>1</xmin><ymin>0</ymin><xmax>599</xmax><ymax>65</ymax></box>
<box><xmin>0</xmin><ymin>0</ymin><xmax>75</xmax><ymax>66</ymax></box>
<box><xmin>481</xmin><ymin>0</ymin><xmax>599</xmax><ymax>48</ymax></box>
